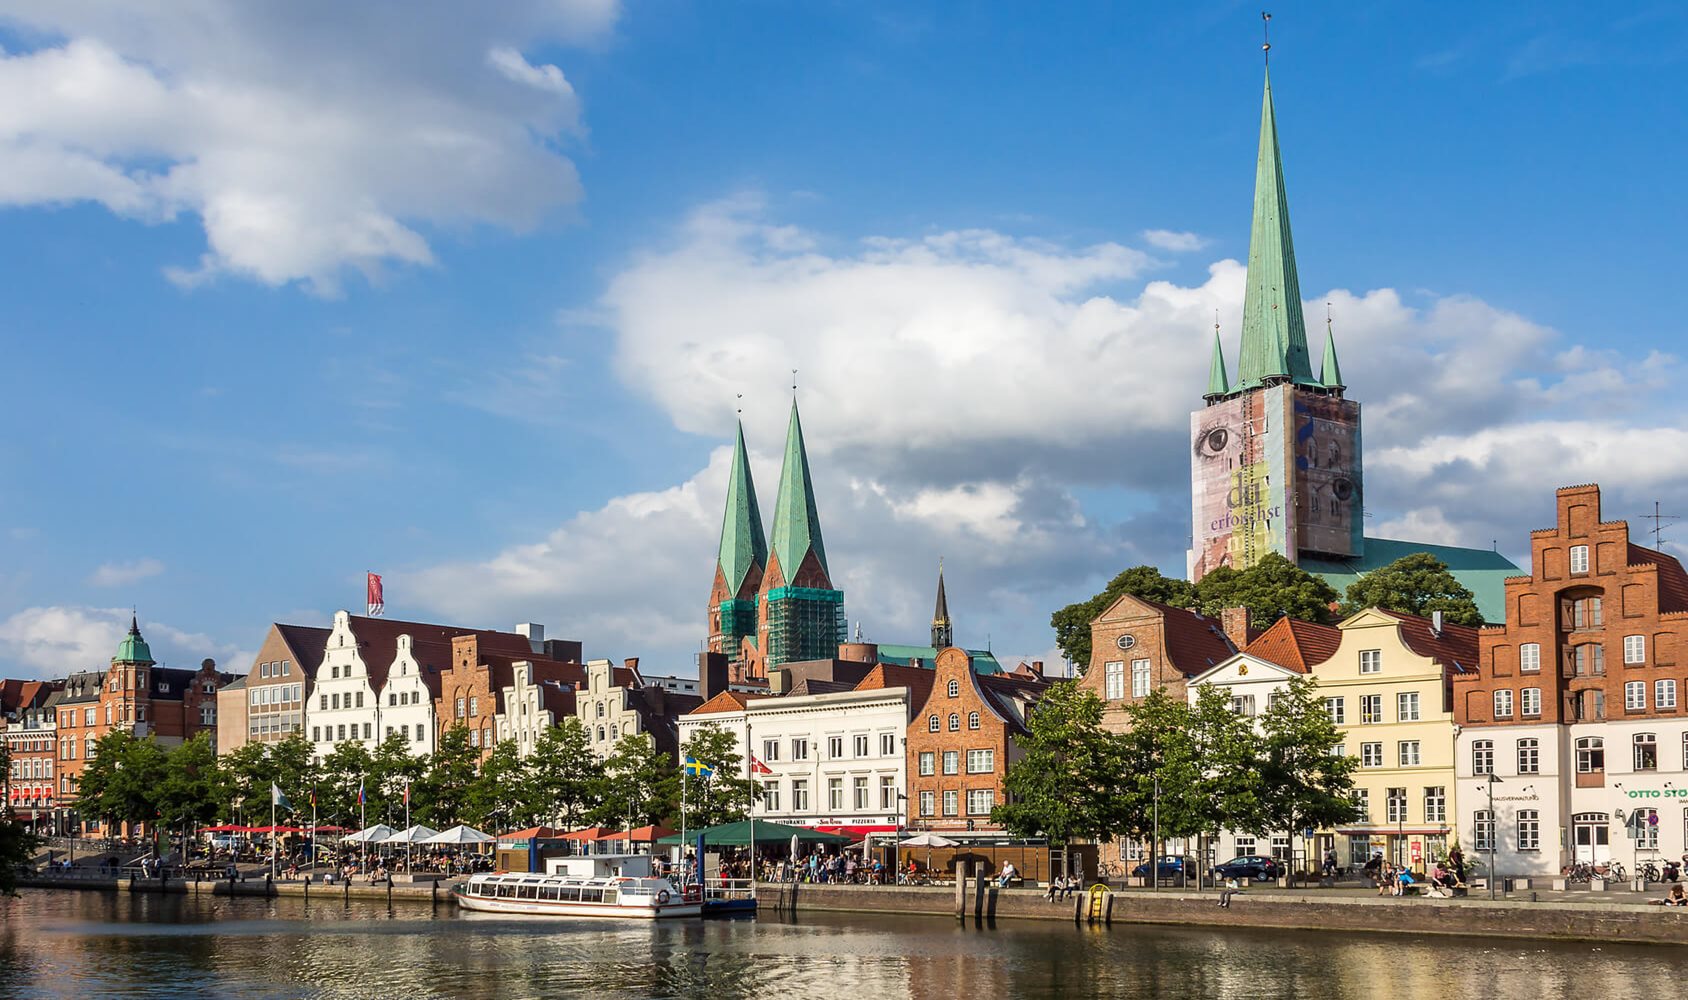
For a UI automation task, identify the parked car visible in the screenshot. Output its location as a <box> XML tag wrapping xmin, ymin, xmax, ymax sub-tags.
<box><xmin>1131</xmin><ymin>856</ymin><xmax>1196</xmax><ymax>880</ymax></box>
<box><xmin>1210</xmin><ymin>855</ymin><xmax>1283</xmax><ymax>882</ymax></box>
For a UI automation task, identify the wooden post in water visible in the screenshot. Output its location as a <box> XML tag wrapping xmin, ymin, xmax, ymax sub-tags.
<box><xmin>1102</xmin><ymin>891</ymin><xmax>1115</xmax><ymax>925</ymax></box>
<box><xmin>955</xmin><ymin>861</ymin><xmax>969</xmax><ymax>920</ymax></box>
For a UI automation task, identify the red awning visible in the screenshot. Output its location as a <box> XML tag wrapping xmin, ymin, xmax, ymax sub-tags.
<box><xmin>810</xmin><ymin>824</ymin><xmax>900</xmax><ymax>841</ymax></box>
<box><xmin>200</xmin><ymin>824</ymin><xmax>249</xmax><ymax>833</ymax></box>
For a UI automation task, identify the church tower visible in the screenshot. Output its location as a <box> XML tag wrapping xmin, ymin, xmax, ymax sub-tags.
<box><xmin>708</xmin><ymin>420</ymin><xmax>768</xmax><ymax>672</ymax></box>
<box><xmin>931</xmin><ymin>561</ymin><xmax>953</xmax><ymax>649</ymax></box>
<box><xmin>1188</xmin><ymin>65</ymin><xmax>1363</xmax><ymax>582</ymax></box>
<box><xmin>753</xmin><ymin>400</ymin><xmax>846</xmax><ymax>675</ymax></box>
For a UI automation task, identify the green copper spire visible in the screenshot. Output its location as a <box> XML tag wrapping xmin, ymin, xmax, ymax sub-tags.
<box><xmin>1319</xmin><ymin>316</ymin><xmax>1344</xmax><ymax>390</ymax></box>
<box><xmin>1235</xmin><ymin>69</ymin><xmax>1318</xmax><ymax>391</ymax></box>
<box><xmin>1205</xmin><ymin>324</ymin><xmax>1231</xmax><ymax>399</ymax></box>
<box><xmin>768</xmin><ymin>399</ymin><xmax>830</xmax><ymax>582</ymax></box>
<box><xmin>114</xmin><ymin>615</ymin><xmax>154</xmax><ymax>665</ymax></box>
<box><xmin>716</xmin><ymin>420</ymin><xmax>768</xmax><ymax>597</ymax></box>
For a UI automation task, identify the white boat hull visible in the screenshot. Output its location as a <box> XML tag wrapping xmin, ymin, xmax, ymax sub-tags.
<box><xmin>454</xmin><ymin>891</ymin><xmax>702</xmax><ymax>919</ymax></box>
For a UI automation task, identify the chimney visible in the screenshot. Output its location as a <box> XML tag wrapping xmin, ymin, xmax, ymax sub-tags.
<box><xmin>623</xmin><ymin>657</ymin><xmax>643</xmax><ymax>687</ymax></box>
<box><xmin>1220</xmin><ymin>607</ymin><xmax>1252</xmax><ymax>649</ymax></box>
<box><xmin>697</xmin><ymin>651</ymin><xmax>729</xmax><ymax>704</ymax></box>
<box><xmin>1030</xmin><ymin>660</ymin><xmax>1044</xmax><ymax>678</ymax></box>
<box><xmin>1431</xmin><ymin>610</ymin><xmax>1444</xmax><ymax>636</ymax></box>
<box><xmin>516</xmin><ymin>623</ymin><xmax>545</xmax><ymax>653</ymax></box>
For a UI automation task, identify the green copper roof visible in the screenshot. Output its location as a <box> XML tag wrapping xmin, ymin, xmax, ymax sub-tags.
<box><xmin>768</xmin><ymin>400</ymin><xmax>829</xmax><ymax>581</ymax></box>
<box><xmin>1301</xmin><ymin>537</ymin><xmax>1522</xmax><ymax>624</ymax></box>
<box><xmin>1205</xmin><ymin>327</ymin><xmax>1231</xmax><ymax>398</ymax></box>
<box><xmin>114</xmin><ymin>615</ymin><xmax>154</xmax><ymax>664</ymax></box>
<box><xmin>1235</xmin><ymin>70</ymin><xmax>1319</xmax><ymax>392</ymax></box>
<box><xmin>1319</xmin><ymin>320</ymin><xmax>1344</xmax><ymax>389</ymax></box>
<box><xmin>716</xmin><ymin>420</ymin><xmax>768</xmax><ymax>596</ymax></box>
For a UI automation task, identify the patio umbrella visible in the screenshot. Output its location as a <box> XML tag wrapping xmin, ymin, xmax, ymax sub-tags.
<box><xmin>421</xmin><ymin>824</ymin><xmax>495</xmax><ymax>845</ymax></box>
<box><xmin>790</xmin><ymin>833</ymin><xmax>800</xmax><ymax>863</ymax></box>
<box><xmin>898</xmin><ymin>832</ymin><xmax>959</xmax><ymax>875</ymax></box>
<box><xmin>380</xmin><ymin>825</ymin><xmax>440</xmax><ymax>845</ymax></box>
<box><xmin>343</xmin><ymin>824</ymin><xmax>397</xmax><ymax>844</ymax></box>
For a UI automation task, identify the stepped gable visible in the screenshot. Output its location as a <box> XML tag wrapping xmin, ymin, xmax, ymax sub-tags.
<box><xmin>1243</xmin><ymin>617</ymin><xmax>1342</xmax><ymax>673</ymax></box>
<box><xmin>344</xmin><ymin>614</ymin><xmax>538</xmax><ymax>693</ymax></box>
<box><xmin>1627</xmin><ymin>542</ymin><xmax>1688</xmax><ymax>614</ymax></box>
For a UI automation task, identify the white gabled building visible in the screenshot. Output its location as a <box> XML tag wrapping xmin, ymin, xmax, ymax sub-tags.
<box><xmin>678</xmin><ymin>666</ymin><xmax>914</xmax><ymax>833</ymax></box>
<box><xmin>310</xmin><ymin>611</ymin><xmax>385</xmax><ymax>754</ymax></box>
<box><xmin>496</xmin><ymin>659</ymin><xmax>578</xmax><ymax>755</ymax></box>
<box><xmin>378</xmin><ymin>634</ymin><xmax>442</xmax><ymax>755</ymax></box>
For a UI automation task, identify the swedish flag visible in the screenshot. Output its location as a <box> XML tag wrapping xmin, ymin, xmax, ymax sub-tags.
<box><xmin>682</xmin><ymin>756</ymin><xmax>715</xmax><ymax>778</ymax></box>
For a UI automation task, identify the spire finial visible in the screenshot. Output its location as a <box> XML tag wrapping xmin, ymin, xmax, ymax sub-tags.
<box><xmin>1262</xmin><ymin>11</ymin><xmax>1272</xmax><ymax>65</ymax></box>
<box><xmin>791</xmin><ymin>369</ymin><xmax>798</xmax><ymax>395</ymax></box>
<box><xmin>736</xmin><ymin>392</ymin><xmax>742</xmax><ymax>417</ymax></box>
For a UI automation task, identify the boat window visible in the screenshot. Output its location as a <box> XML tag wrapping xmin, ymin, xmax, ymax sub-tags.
<box><xmin>541</xmin><ymin>885</ymin><xmax>560</xmax><ymax>900</ymax></box>
<box><xmin>560</xmin><ymin>887</ymin><xmax>579</xmax><ymax>901</ymax></box>
<box><xmin>579</xmin><ymin>888</ymin><xmax>603</xmax><ymax>903</ymax></box>
<box><xmin>518</xmin><ymin>885</ymin><xmax>538</xmax><ymax>899</ymax></box>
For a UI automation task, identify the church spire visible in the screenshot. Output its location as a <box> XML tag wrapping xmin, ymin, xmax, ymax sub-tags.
<box><xmin>1205</xmin><ymin>315</ymin><xmax>1231</xmax><ymax>401</ymax></box>
<box><xmin>768</xmin><ymin>399</ymin><xmax>830</xmax><ymax>584</ymax></box>
<box><xmin>931</xmin><ymin>560</ymin><xmax>953</xmax><ymax>648</ymax></box>
<box><xmin>715</xmin><ymin>420</ymin><xmax>767</xmax><ymax>599</ymax></box>
<box><xmin>1320</xmin><ymin>309</ymin><xmax>1344</xmax><ymax>392</ymax></box>
<box><xmin>1235</xmin><ymin>68</ymin><xmax>1318</xmax><ymax>391</ymax></box>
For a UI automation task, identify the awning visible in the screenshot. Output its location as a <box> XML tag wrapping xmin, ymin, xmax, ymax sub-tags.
<box><xmin>1336</xmin><ymin>827</ymin><xmax>1451</xmax><ymax>837</ymax></box>
<box><xmin>811</xmin><ymin>824</ymin><xmax>900</xmax><ymax>841</ymax></box>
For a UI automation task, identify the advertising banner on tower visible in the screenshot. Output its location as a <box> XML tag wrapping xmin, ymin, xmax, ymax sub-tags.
<box><xmin>1291</xmin><ymin>394</ymin><xmax>1363</xmax><ymax>559</ymax></box>
<box><xmin>1188</xmin><ymin>390</ymin><xmax>1289</xmax><ymax>580</ymax></box>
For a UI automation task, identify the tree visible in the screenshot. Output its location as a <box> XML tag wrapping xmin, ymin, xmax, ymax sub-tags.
<box><xmin>1192</xmin><ymin>553</ymin><xmax>1339</xmax><ymax>626</ymax></box>
<box><xmin>593</xmin><ymin>734</ymin><xmax>677</xmax><ymax>830</ymax></box>
<box><xmin>367</xmin><ymin>731</ymin><xmax>424</xmax><ymax>827</ymax></box>
<box><xmin>1257</xmin><ymin>676</ymin><xmax>1358</xmax><ymax>868</ymax></box>
<box><xmin>158</xmin><ymin>735</ymin><xmax>227</xmax><ymax>855</ymax></box>
<box><xmin>679</xmin><ymin>724</ymin><xmax>759</xmax><ymax>828</ymax></box>
<box><xmin>1340</xmin><ymin>553</ymin><xmax>1485</xmax><ymax>625</ymax></box>
<box><xmin>415</xmin><ymin>727</ymin><xmax>478</xmax><ymax>828</ymax></box>
<box><xmin>526</xmin><ymin>719</ymin><xmax>598</xmax><ymax>829</ymax></box>
<box><xmin>1050</xmin><ymin>566</ymin><xmax>1196</xmax><ymax>667</ymax></box>
<box><xmin>992</xmin><ymin>682</ymin><xmax>1130</xmax><ymax>869</ymax></box>
<box><xmin>75</xmin><ymin>731</ymin><xmax>169</xmax><ymax>842</ymax></box>
<box><xmin>320</xmin><ymin>739</ymin><xmax>373</xmax><ymax>825</ymax></box>
<box><xmin>465</xmin><ymin>739</ymin><xmax>531</xmax><ymax>831</ymax></box>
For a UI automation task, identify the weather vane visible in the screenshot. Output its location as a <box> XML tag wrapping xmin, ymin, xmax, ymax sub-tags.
<box><xmin>791</xmin><ymin>368</ymin><xmax>798</xmax><ymax>395</ymax></box>
<box><xmin>736</xmin><ymin>392</ymin><xmax>742</xmax><ymax>417</ymax></box>
<box><xmin>1262</xmin><ymin>11</ymin><xmax>1272</xmax><ymax>65</ymax></box>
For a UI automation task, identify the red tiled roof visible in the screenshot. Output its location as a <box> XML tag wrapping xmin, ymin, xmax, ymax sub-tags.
<box><xmin>1629</xmin><ymin>542</ymin><xmax>1688</xmax><ymax>614</ymax></box>
<box><xmin>498</xmin><ymin>826</ymin><xmax>564</xmax><ymax>841</ymax></box>
<box><xmin>1135</xmin><ymin>598</ymin><xmax>1242</xmax><ymax>677</ymax></box>
<box><xmin>852</xmin><ymin>663</ymin><xmax>936</xmax><ymax>713</ymax></box>
<box><xmin>1377</xmin><ymin>610</ymin><xmax>1481</xmax><ymax>673</ymax></box>
<box><xmin>690</xmin><ymin>690</ymin><xmax>757</xmax><ymax>715</ymax></box>
<box><xmin>1243</xmin><ymin>618</ymin><xmax>1342</xmax><ymax>674</ymax></box>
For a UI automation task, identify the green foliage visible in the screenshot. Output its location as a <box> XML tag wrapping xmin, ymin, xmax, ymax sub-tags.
<box><xmin>158</xmin><ymin>734</ymin><xmax>227</xmax><ymax>832</ymax></box>
<box><xmin>1</xmin><ymin>741</ymin><xmax>42</xmax><ymax>895</ymax></box>
<box><xmin>368</xmin><ymin>731</ymin><xmax>424</xmax><ymax>825</ymax></box>
<box><xmin>679</xmin><ymin>724</ymin><xmax>759</xmax><ymax>829</ymax></box>
<box><xmin>1257</xmin><ymin>676</ymin><xmax>1358</xmax><ymax>833</ymax></box>
<box><xmin>319</xmin><ymin>739</ymin><xmax>373</xmax><ymax>824</ymax></box>
<box><xmin>1192</xmin><ymin>553</ymin><xmax>1339</xmax><ymax>627</ymax></box>
<box><xmin>592</xmin><ymin>734</ymin><xmax>677</xmax><ymax>829</ymax></box>
<box><xmin>1050</xmin><ymin>566</ymin><xmax>1196</xmax><ymax>667</ymax></box>
<box><xmin>525</xmin><ymin>719</ymin><xmax>598</xmax><ymax>829</ymax></box>
<box><xmin>464</xmin><ymin>739</ymin><xmax>530</xmax><ymax>831</ymax></box>
<box><xmin>415</xmin><ymin>726</ymin><xmax>478</xmax><ymax>828</ymax></box>
<box><xmin>992</xmin><ymin>682</ymin><xmax>1131</xmax><ymax>847</ymax></box>
<box><xmin>1340</xmin><ymin>553</ymin><xmax>1486</xmax><ymax>626</ymax></box>
<box><xmin>1117</xmin><ymin>688</ymin><xmax>1265</xmax><ymax>844</ymax></box>
<box><xmin>75</xmin><ymin>731</ymin><xmax>170</xmax><ymax>835</ymax></box>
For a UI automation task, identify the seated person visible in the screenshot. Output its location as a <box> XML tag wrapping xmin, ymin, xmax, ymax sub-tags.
<box><xmin>1661</xmin><ymin>883</ymin><xmax>1687</xmax><ymax>907</ymax></box>
<box><xmin>1045</xmin><ymin>875</ymin><xmax>1066</xmax><ymax>901</ymax></box>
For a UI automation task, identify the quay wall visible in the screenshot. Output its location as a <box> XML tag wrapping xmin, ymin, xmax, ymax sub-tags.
<box><xmin>762</xmin><ymin>883</ymin><xmax>1688</xmax><ymax>947</ymax></box>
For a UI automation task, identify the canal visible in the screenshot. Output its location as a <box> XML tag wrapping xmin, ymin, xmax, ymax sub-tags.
<box><xmin>0</xmin><ymin>890</ymin><xmax>1675</xmax><ymax>998</ymax></box>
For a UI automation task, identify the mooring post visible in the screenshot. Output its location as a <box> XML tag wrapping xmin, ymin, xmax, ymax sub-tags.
<box><xmin>1103</xmin><ymin>891</ymin><xmax>1115</xmax><ymax>925</ymax></box>
<box><xmin>955</xmin><ymin>861</ymin><xmax>969</xmax><ymax>921</ymax></box>
<box><xmin>973</xmin><ymin>871</ymin><xmax>986</xmax><ymax>921</ymax></box>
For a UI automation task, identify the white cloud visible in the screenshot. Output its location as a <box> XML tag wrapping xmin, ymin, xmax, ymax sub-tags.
<box><xmin>0</xmin><ymin>605</ymin><xmax>249</xmax><ymax>678</ymax></box>
<box><xmin>87</xmin><ymin>558</ymin><xmax>165</xmax><ymax>588</ymax></box>
<box><xmin>0</xmin><ymin>1</ymin><xmax>617</xmax><ymax>292</ymax></box>
<box><xmin>1141</xmin><ymin>229</ymin><xmax>1209</xmax><ymax>252</ymax></box>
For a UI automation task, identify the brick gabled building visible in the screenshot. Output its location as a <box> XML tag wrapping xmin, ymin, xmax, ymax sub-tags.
<box><xmin>905</xmin><ymin>648</ymin><xmax>1046</xmax><ymax>839</ymax></box>
<box><xmin>3</xmin><ymin>679</ymin><xmax>61</xmax><ymax>825</ymax></box>
<box><xmin>438</xmin><ymin>630</ymin><xmax>587</xmax><ymax>761</ymax></box>
<box><xmin>1082</xmin><ymin>595</ymin><xmax>1248</xmax><ymax>730</ymax></box>
<box><xmin>240</xmin><ymin>622</ymin><xmax>331</xmax><ymax>746</ymax></box>
<box><xmin>1453</xmin><ymin>484</ymin><xmax>1688</xmax><ymax>876</ymax></box>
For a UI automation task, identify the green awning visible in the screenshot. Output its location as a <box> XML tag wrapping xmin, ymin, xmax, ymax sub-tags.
<box><xmin>655</xmin><ymin>820</ymin><xmax>850</xmax><ymax>847</ymax></box>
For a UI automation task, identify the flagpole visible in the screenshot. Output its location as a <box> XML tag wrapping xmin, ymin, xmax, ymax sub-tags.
<box><xmin>680</xmin><ymin>766</ymin><xmax>687</xmax><ymax>882</ymax></box>
<box><xmin>405</xmin><ymin>778</ymin><xmax>412</xmax><ymax>873</ymax></box>
<box><xmin>270</xmin><ymin>786</ymin><xmax>277</xmax><ymax>881</ymax></box>
<box><xmin>359</xmin><ymin>777</ymin><xmax>366</xmax><ymax>871</ymax></box>
<box><xmin>311</xmin><ymin>786</ymin><xmax>317</xmax><ymax>873</ymax></box>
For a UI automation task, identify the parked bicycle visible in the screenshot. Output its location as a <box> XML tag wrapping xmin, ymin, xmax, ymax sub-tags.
<box><xmin>1562</xmin><ymin>860</ymin><xmax>1627</xmax><ymax>883</ymax></box>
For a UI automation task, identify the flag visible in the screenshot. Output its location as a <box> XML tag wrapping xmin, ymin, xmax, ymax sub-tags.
<box><xmin>271</xmin><ymin>783</ymin><xmax>293</xmax><ymax>813</ymax></box>
<box><xmin>682</xmin><ymin>756</ymin><xmax>715</xmax><ymax>778</ymax></box>
<box><xmin>403</xmin><ymin>780</ymin><xmax>411</xmax><ymax>806</ymax></box>
<box><xmin>367</xmin><ymin>573</ymin><xmax>385</xmax><ymax>617</ymax></box>
<box><xmin>357</xmin><ymin>780</ymin><xmax>366</xmax><ymax>806</ymax></box>
<box><xmin>750</xmin><ymin>755</ymin><xmax>773</xmax><ymax>776</ymax></box>
<box><xmin>310</xmin><ymin>788</ymin><xmax>316</xmax><ymax>808</ymax></box>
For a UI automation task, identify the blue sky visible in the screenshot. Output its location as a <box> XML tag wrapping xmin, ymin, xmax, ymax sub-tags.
<box><xmin>2</xmin><ymin>2</ymin><xmax>1686</xmax><ymax>678</ymax></box>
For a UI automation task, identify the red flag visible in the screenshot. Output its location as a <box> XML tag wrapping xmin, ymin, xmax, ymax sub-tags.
<box><xmin>750</xmin><ymin>755</ymin><xmax>773</xmax><ymax>776</ymax></box>
<box><xmin>367</xmin><ymin>573</ymin><xmax>385</xmax><ymax>617</ymax></box>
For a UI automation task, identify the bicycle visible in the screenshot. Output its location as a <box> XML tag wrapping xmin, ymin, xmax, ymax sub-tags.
<box><xmin>1639</xmin><ymin>861</ymin><xmax>1662</xmax><ymax>884</ymax></box>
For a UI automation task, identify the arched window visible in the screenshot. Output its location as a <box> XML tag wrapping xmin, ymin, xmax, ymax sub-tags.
<box><xmin>610</xmin><ymin>724</ymin><xmax>618</xmax><ymax>740</ymax></box>
<box><xmin>597</xmin><ymin>726</ymin><xmax>606</xmax><ymax>742</ymax></box>
<box><xmin>948</xmin><ymin>713</ymin><xmax>960</xmax><ymax>732</ymax></box>
<box><xmin>1575</xmin><ymin>736</ymin><xmax>1604</xmax><ymax>773</ymax></box>
<box><xmin>927</xmin><ymin>714</ymin><xmax>939</xmax><ymax>733</ymax></box>
<box><xmin>596</xmin><ymin>702</ymin><xmax>605</xmax><ymax>718</ymax></box>
<box><xmin>967</xmin><ymin>712</ymin><xmax>980</xmax><ymax>730</ymax></box>
<box><xmin>947</xmin><ymin>679</ymin><xmax>960</xmax><ymax>698</ymax></box>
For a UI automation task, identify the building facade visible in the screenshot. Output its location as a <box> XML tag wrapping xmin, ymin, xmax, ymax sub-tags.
<box><xmin>1082</xmin><ymin>594</ymin><xmax>1246</xmax><ymax>731</ymax></box>
<box><xmin>1454</xmin><ymin>484</ymin><xmax>1688</xmax><ymax>876</ymax></box>
<box><xmin>905</xmin><ymin>648</ymin><xmax>1045</xmax><ymax>839</ymax></box>
<box><xmin>242</xmin><ymin>623</ymin><xmax>330</xmax><ymax>746</ymax></box>
<box><xmin>576</xmin><ymin>658</ymin><xmax>699</xmax><ymax>759</ymax></box>
<box><xmin>3</xmin><ymin>681</ymin><xmax>59</xmax><ymax>826</ymax></box>
<box><xmin>495</xmin><ymin>659</ymin><xmax>578</xmax><ymax>754</ymax></box>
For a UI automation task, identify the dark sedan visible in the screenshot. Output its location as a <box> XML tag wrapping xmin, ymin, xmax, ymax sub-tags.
<box><xmin>1131</xmin><ymin>856</ymin><xmax>1196</xmax><ymax>880</ymax></box>
<box><xmin>1210</xmin><ymin>855</ymin><xmax>1283</xmax><ymax>882</ymax></box>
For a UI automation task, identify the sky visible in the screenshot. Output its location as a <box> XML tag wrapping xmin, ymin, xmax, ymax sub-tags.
<box><xmin>2</xmin><ymin>2</ymin><xmax>1687</xmax><ymax>680</ymax></box>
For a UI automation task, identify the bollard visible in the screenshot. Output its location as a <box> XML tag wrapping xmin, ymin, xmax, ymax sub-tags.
<box><xmin>1072</xmin><ymin>891</ymin><xmax>1084</xmax><ymax>923</ymax></box>
<box><xmin>973</xmin><ymin>872</ymin><xmax>986</xmax><ymax>921</ymax></box>
<box><xmin>1103</xmin><ymin>891</ymin><xmax>1114</xmax><ymax>925</ymax></box>
<box><xmin>955</xmin><ymin>862</ymin><xmax>969</xmax><ymax>921</ymax></box>
<box><xmin>387</xmin><ymin>879</ymin><xmax>393</xmax><ymax>907</ymax></box>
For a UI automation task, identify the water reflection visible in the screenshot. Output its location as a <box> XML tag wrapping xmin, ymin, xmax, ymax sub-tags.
<box><xmin>0</xmin><ymin>891</ymin><xmax>1674</xmax><ymax>999</ymax></box>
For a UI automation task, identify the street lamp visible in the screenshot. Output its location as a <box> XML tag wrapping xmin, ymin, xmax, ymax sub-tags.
<box><xmin>1483</xmin><ymin>772</ymin><xmax>1501</xmax><ymax>900</ymax></box>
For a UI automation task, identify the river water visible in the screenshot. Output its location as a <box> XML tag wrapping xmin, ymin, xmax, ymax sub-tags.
<box><xmin>0</xmin><ymin>889</ymin><xmax>1676</xmax><ymax>998</ymax></box>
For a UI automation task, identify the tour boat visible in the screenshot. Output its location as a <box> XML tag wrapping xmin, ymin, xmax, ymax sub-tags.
<box><xmin>454</xmin><ymin>872</ymin><xmax>703</xmax><ymax>919</ymax></box>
